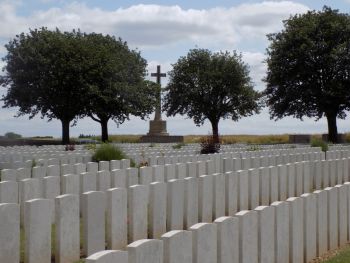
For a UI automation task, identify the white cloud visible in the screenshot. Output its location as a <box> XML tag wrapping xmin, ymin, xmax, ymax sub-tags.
<box><xmin>0</xmin><ymin>1</ymin><xmax>309</xmax><ymax>49</ymax></box>
<box><xmin>0</xmin><ymin>59</ymin><xmax>6</xmax><ymax>75</ymax></box>
<box><xmin>242</xmin><ymin>51</ymin><xmax>267</xmax><ymax>90</ymax></box>
<box><xmin>2</xmin><ymin>1</ymin><xmax>336</xmax><ymax>137</ymax></box>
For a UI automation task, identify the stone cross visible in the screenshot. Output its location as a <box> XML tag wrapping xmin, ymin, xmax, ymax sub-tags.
<box><xmin>151</xmin><ymin>65</ymin><xmax>166</xmax><ymax>121</ymax></box>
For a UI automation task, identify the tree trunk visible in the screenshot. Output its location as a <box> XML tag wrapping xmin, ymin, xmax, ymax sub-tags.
<box><xmin>61</xmin><ymin>119</ymin><xmax>70</xmax><ymax>145</ymax></box>
<box><xmin>211</xmin><ymin>120</ymin><xmax>220</xmax><ymax>143</ymax></box>
<box><xmin>326</xmin><ymin>113</ymin><xmax>338</xmax><ymax>143</ymax></box>
<box><xmin>101</xmin><ymin>119</ymin><xmax>109</xmax><ymax>142</ymax></box>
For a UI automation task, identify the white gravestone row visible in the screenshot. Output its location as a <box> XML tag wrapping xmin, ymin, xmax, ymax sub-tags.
<box><xmin>1</xmin><ymin>158</ymin><xmax>349</xmax><ymax>234</ymax></box>
<box><xmin>0</xmin><ymin>152</ymin><xmax>350</xmax><ymax>262</ymax></box>
<box><xmin>84</xmin><ymin>182</ymin><xmax>350</xmax><ymax>263</ymax></box>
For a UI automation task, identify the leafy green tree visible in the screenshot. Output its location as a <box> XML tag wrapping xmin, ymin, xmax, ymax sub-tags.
<box><xmin>0</xmin><ymin>28</ymin><xmax>90</xmax><ymax>144</ymax></box>
<box><xmin>163</xmin><ymin>48</ymin><xmax>261</xmax><ymax>142</ymax></box>
<box><xmin>83</xmin><ymin>33</ymin><xmax>159</xmax><ymax>142</ymax></box>
<box><xmin>264</xmin><ymin>6</ymin><xmax>350</xmax><ymax>143</ymax></box>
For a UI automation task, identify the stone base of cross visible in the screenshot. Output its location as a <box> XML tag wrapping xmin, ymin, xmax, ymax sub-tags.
<box><xmin>141</xmin><ymin>65</ymin><xmax>184</xmax><ymax>143</ymax></box>
<box><xmin>147</xmin><ymin>120</ymin><xmax>169</xmax><ymax>136</ymax></box>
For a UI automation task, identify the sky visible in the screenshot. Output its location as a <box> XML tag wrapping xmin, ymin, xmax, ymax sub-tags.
<box><xmin>0</xmin><ymin>0</ymin><xmax>349</xmax><ymax>137</ymax></box>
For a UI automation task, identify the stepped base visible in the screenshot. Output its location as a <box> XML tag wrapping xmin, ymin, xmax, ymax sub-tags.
<box><xmin>140</xmin><ymin>135</ymin><xmax>184</xmax><ymax>143</ymax></box>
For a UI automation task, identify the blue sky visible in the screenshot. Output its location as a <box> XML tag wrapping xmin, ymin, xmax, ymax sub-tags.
<box><xmin>0</xmin><ymin>0</ymin><xmax>349</xmax><ymax>137</ymax></box>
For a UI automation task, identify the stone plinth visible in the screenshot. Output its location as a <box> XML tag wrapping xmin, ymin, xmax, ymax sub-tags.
<box><xmin>141</xmin><ymin>119</ymin><xmax>184</xmax><ymax>143</ymax></box>
<box><xmin>140</xmin><ymin>135</ymin><xmax>184</xmax><ymax>143</ymax></box>
<box><xmin>148</xmin><ymin>120</ymin><xmax>169</xmax><ymax>136</ymax></box>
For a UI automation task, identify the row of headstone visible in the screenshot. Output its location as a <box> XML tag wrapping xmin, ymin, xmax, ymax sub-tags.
<box><xmin>144</xmin><ymin>150</ymin><xmax>324</xmax><ymax>167</ymax></box>
<box><xmin>119</xmin><ymin>142</ymin><xmax>315</xmax><ymax>158</ymax></box>
<box><xmin>125</xmin><ymin>144</ymin><xmax>322</xmax><ymax>161</ymax></box>
<box><xmin>0</xmin><ymin>152</ymin><xmax>92</xmax><ymax>169</ymax></box>
<box><xmin>1</xmin><ymin>149</ymin><xmax>323</xmax><ymax>183</ymax></box>
<box><xmin>85</xmin><ymin>182</ymin><xmax>350</xmax><ymax>263</ymax></box>
<box><xmin>1</xmin><ymin>158</ymin><xmax>349</xmax><ymax>223</ymax></box>
<box><xmin>0</xmin><ymin>159</ymin><xmax>130</xmax><ymax>182</ymax></box>
<box><xmin>0</xmin><ymin>158</ymin><xmax>348</xmax><ymax>262</ymax></box>
<box><xmin>2</xmin><ymin>146</ymin><xmax>330</xmax><ymax>184</ymax></box>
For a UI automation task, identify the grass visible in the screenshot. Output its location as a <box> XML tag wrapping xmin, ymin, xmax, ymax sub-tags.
<box><xmin>76</xmin><ymin>133</ymin><xmax>350</xmax><ymax>145</ymax></box>
<box><xmin>172</xmin><ymin>142</ymin><xmax>187</xmax><ymax>149</ymax></box>
<box><xmin>185</xmin><ymin>134</ymin><xmax>290</xmax><ymax>144</ymax></box>
<box><xmin>322</xmin><ymin>244</ymin><xmax>350</xmax><ymax>262</ymax></box>
<box><xmin>92</xmin><ymin>143</ymin><xmax>128</xmax><ymax>162</ymax></box>
<box><xmin>311</xmin><ymin>138</ymin><xmax>329</xmax><ymax>152</ymax></box>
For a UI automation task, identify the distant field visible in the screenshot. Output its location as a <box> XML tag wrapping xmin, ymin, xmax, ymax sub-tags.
<box><xmin>184</xmin><ymin>134</ymin><xmax>290</xmax><ymax>144</ymax></box>
<box><xmin>90</xmin><ymin>134</ymin><xmax>291</xmax><ymax>144</ymax></box>
<box><xmin>83</xmin><ymin>133</ymin><xmax>350</xmax><ymax>144</ymax></box>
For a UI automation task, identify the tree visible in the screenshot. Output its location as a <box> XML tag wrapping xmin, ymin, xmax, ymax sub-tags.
<box><xmin>0</xmin><ymin>28</ymin><xmax>90</xmax><ymax>144</ymax></box>
<box><xmin>264</xmin><ymin>6</ymin><xmax>350</xmax><ymax>143</ymax></box>
<box><xmin>4</xmin><ymin>132</ymin><xmax>22</xmax><ymax>139</ymax></box>
<box><xmin>83</xmin><ymin>33</ymin><xmax>159</xmax><ymax>142</ymax></box>
<box><xmin>163</xmin><ymin>48</ymin><xmax>261</xmax><ymax>142</ymax></box>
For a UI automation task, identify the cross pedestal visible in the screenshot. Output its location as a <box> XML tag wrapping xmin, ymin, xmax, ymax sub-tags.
<box><xmin>140</xmin><ymin>65</ymin><xmax>184</xmax><ymax>143</ymax></box>
<box><xmin>147</xmin><ymin>120</ymin><xmax>169</xmax><ymax>136</ymax></box>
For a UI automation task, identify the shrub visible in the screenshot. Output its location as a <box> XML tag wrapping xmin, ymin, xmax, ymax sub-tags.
<box><xmin>65</xmin><ymin>144</ymin><xmax>75</xmax><ymax>151</ymax></box>
<box><xmin>247</xmin><ymin>145</ymin><xmax>261</xmax><ymax>151</ymax></box>
<box><xmin>200</xmin><ymin>135</ymin><xmax>221</xmax><ymax>154</ymax></box>
<box><xmin>92</xmin><ymin>143</ymin><xmax>127</xmax><ymax>162</ymax></box>
<box><xmin>311</xmin><ymin>138</ymin><xmax>328</xmax><ymax>152</ymax></box>
<box><xmin>84</xmin><ymin>144</ymin><xmax>97</xmax><ymax>151</ymax></box>
<box><xmin>4</xmin><ymin>132</ymin><xmax>22</xmax><ymax>139</ymax></box>
<box><xmin>172</xmin><ymin>142</ymin><xmax>186</xmax><ymax>149</ymax></box>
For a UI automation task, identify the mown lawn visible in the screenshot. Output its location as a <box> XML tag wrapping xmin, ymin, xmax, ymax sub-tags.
<box><xmin>323</xmin><ymin>246</ymin><xmax>350</xmax><ymax>263</ymax></box>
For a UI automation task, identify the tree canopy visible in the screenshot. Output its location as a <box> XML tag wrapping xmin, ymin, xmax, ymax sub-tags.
<box><xmin>264</xmin><ymin>6</ymin><xmax>350</xmax><ymax>143</ymax></box>
<box><xmin>0</xmin><ymin>28</ymin><xmax>159</xmax><ymax>143</ymax></box>
<box><xmin>163</xmin><ymin>48</ymin><xmax>261</xmax><ymax>141</ymax></box>
<box><xmin>83</xmin><ymin>33</ymin><xmax>159</xmax><ymax>142</ymax></box>
<box><xmin>0</xmin><ymin>28</ymin><xmax>90</xmax><ymax>144</ymax></box>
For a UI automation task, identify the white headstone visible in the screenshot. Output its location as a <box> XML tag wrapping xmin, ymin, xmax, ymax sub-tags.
<box><xmin>190</xmin><ymin>223</ymin><xmax>217</xmax><ymax>263</ymax></box>
<box><xmin>167</xmin><ymin>179</ymin><xmax>184</xmax><ymax>231</ymax></box>
<box><xmin>0</xmin><ymin>180</ymin><xmax>18</xmax><ymax>203</ymax></box>
<box><xmin>225</xmin><ymin>171</ymin><xmax>237</xmax><ymax>216</ymax></box>
<box><xmin>128</xmin><ymin>239</ymin><xmax>163</xmax><ymax>263</ymax></box>
<box><xmin>271</xmin><ymin>201</ymin><xmax>289</xmax><ymax>263</ymax></box>
<box><xmin>106</xmin><ymin>188</ymin><xmax>127</xmax><ymax>250</ymax></box>
<box><xmin>255</xmin><ymin>206</ymin><xmax>275</xmax><ymax>263</ymax></box>
<box><xmin>161</xmin><ymin>230</ymin><xmax>192</xmax><ymax>263</ymax></box>
<box><xmin>0</xmin><ymin>203</ymin><xmax>20</xmax><ymax>263</ymax></box>
<box><xmin>214</xmin><ymin>217</ymin><xmax>239</xmax><ymax>263</ymax></box>
<box><xmin>128</xmin><ymin>185</ymin><xmax>148</xmax><ymax>242</ymax></box>
<box><xmin>82</xmin><ymin>191</ymin><xmax>106</xmax><ymax>256</ymax></box>
<box><xmin>184</xmin><ymin>177</ymin><xmax>199</xmax><ymax>228</ymax></box>
<box><xmin>24</xmin><ymin>199</ymin><xmax>51</xmax><ymax>263</ymax></box>
<box><xmin>55</xmin><ymin>194</ymin><xmax>80</xmax><ymax>263</ymax></box>
<box><xmin>286</xmin><ymin>197</ymin><xmax>303</xmax><ymax>263</ymax></box>
<box><xmin>301</xmin><ymin>193</ymin><xmax>316</xmax><ymax>262</ymax></box>
<box><xmin>235</xmin><ymin>210</ymin><xmax>258</xmax><ymax>263</ymax></box>
<box><xmin>110</xmin><ymin>169</ymin><xmax>126</xmax><ymax>188</ymax></box>
<box><xmin>86</xmin><ymin>250</ymin><xmax>128</xmax><ymax>263</ymax></box>
<box><xmin>149</xmin><ymin>182</ymin><xmax>167</xmax><ymax>238</ymax></box>
<box><xmin>198</xmin><ymin>175</ymin><xmax>213</xmax><ymax>222</ymax></box>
